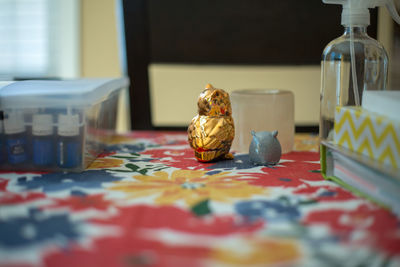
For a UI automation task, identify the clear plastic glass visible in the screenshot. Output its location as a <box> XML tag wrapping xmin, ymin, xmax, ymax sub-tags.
<box><xmin>320</xmin><ymin>26</ymin><xmax>388</xmax><ymax>142</ymax></box>
<box><xmin>231</xmin><ymin>89</ymin><xmax>294</xmax><ymax>154</ymax></box>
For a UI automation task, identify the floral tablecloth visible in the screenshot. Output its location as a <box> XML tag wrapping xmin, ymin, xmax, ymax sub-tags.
<box><xmin>0</xmin><ymin>131</ymin><xmax>399</xmax><ymax>267</ymax></box>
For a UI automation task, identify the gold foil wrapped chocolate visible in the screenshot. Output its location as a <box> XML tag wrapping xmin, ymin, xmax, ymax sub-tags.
<box><xmin>188</xmin><ymin>84</ymin><xmax>234</xmax><ymax>162</ymax></box>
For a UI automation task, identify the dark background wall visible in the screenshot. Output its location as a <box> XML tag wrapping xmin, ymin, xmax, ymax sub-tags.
<box><xmin>148</xmin><ymin>0</ymin><xmax>378</xmax><ymax>65</ymax></box>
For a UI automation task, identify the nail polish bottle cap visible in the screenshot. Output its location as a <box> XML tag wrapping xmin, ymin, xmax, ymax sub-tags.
<box><xmin>58</xmin><ymin>114</ymin><xmax>79</xmax><ymax>136</ymax></box>
<box><xmin>33</xmin><ymin>114</ymin><xmax>53</xmax><ymax>136</ymax></box>
<box><xmin>4</xmin><ymin>112</ymin><xmax>25</xmax><ymax>135</ymax></box>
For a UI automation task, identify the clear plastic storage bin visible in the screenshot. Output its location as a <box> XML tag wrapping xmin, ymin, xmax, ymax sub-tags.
<box><xmin>0</xmin><ymin>78</ymin><xmax>129</xmax><ymax>172</ymax></box>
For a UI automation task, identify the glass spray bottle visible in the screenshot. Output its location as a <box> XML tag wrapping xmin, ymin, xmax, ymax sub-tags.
<box><xmin>320</xmin><ymin>0</ymin><xmax>400</xmax><ymax>177</ymax></box>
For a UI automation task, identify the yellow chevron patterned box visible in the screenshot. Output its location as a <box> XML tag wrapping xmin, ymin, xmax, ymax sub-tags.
<box><xmin>334</xmin><ymin>106</ymin><xmax>400</xmax><ymax>169</ymax></box>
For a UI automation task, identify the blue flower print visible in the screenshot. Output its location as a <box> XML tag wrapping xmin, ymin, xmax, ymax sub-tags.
<box><xmin>17</xmin><ymin>170</ymin><xmax>123</xmax><ymax>193</ymax></box>
<box><xmin>207</xmin><ymin>154</ymin><xmax>260</xmax><ymax>170</ymax></box>
<box><xmin>105</xmin><ymin>143</ymin><xmax>148</xmax><ymax>154</ymax></box>
<box><xmin>318</xmin><ymin>190</ymin><xmax>337</xmax><ymax>198</ymax></box>
<box><xmin>0</xmin><ymin>208</ymin><xmax>80</xmax><ymax>248</ymax></box>
<box><xmin>235</xmin><ymin>199</ymin><xmax>300</xmax><ymax>223</ymax></box>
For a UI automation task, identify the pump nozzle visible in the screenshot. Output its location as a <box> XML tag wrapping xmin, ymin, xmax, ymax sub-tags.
<box><xmin>323</xmin><ymin>0</ymin><xmax>400</xmax><ymax>26</ymax></box>
<box><xmin>385</xmin><ymin>0</ymin><xmax>400</xmax><ymax>24</ymax></box>
<box><xmin>323</xmin><ymin>0</ymin><xmax>400</xmax><ymax>106</ymax></box>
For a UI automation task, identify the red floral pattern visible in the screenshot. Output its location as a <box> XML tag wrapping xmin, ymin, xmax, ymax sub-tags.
<box><xmin>44</xmin><ymin>194</ymin><xmax>113</xmax><ymax>212</ymax></box>
<box><xmin>44</xmin><ymin>205</ymin><xmax>264</xmax><ymax>267</ymax></box>
<box><xmin>303</xmin><ymin>204</ymin><xmax>400</xmax><ymax>255</ymax></box>
<box><xmin>0</xmin><ymin>132</ymin><xmax>398</xmax><ymax>267</ymax></box>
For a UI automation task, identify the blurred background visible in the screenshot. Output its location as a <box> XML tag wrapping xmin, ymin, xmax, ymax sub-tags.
<box><xmin>0</xmin><ymin>0</ymin><xmax>398</xmax><ymax>132</ymax></box>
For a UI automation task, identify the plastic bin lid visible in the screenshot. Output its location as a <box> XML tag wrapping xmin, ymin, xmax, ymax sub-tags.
<box><xmin>0</xmin><ymin>81</ymin><xmax>15</xmax><ymax>88</ymax></box>
<box><xmin>0</xmin><ymin>77</ymin><xmax>129</xmax><ymax>109</ymax></box>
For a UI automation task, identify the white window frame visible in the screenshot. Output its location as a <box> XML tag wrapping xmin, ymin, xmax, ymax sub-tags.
<box><xmin>49</xmin><ymin>0</ymin><xmax>80</xmax><ymax>78</ymax></box>
<box><xmin>0</xmin><ymin>0</ymin><xmax>80</xmax><ymax>79</ymax></box>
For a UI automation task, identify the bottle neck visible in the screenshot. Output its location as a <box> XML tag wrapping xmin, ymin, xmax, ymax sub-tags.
<box><xmin>343</xmin><ymin>26</ymin><xmax>368</xmax><ymax>35</ymax></box>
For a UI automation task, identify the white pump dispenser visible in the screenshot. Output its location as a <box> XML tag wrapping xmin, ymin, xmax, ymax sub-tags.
<box><xmin>320</xmin><ymin>0</ymin><xmax>400</xmax><ymax>177</ymax></box>
<box><xmin>323</xmin><ymin>0</ymin><xmax>400</xmax><ymax>26</ymax></box>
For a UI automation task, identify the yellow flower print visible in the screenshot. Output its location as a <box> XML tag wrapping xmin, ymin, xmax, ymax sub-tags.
<box><xmin>88</xmin><ymin>158</ymin><xmax>124</xmax><ymax>169</ymax></box>
<box><xmin>110</xmin><ymin>170</ymin><xmax>266</xmax><ymax>206</ymax></box>
<box><xmin>95</xmin><ymin>134</ymin><xmax>134</xmax><ymax>145</ymax></box>
<box><xmin>294</xmin><ymin>134</ymin><xmax>319</xmax><ymax>152</ymax></box>
<box><xmin>109</xmin><ymin>135</ymin><xmax>135</xmax><ymax>144</ymax></box>
<box><xmin>212</xmin><ymin>237</ymin><xmax>300</xmax><ymax>265</ymax></box>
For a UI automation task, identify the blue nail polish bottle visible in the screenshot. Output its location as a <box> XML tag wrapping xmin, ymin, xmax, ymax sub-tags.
<box><xmin>32</xmin><ymin>114</ymin><xmax>54</xmax><ymax>166</ymax></box>
<box><xmin>57</xmin><ymin>114</ymin><xmax>82</xmax><ymax>169</ymax></box>
<box><xmin>4</xmin><ymin>112</ymin><xmax>28</xmax><ymax>164</ymax></box>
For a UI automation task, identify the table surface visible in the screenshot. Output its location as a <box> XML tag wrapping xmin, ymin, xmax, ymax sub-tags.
<box><xmin>0</xmin><ymin>132</ymin><xmax>399</xmax><ymax>267</ymax></box>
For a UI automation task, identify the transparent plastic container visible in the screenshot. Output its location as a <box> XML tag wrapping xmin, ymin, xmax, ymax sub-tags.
<box><xmin>0</xmin><ymin>78</ymin><xmax>129</xmax><ymax>172</ymax></box>
<box><xmin>231</xmin><ymin>89</ymin><xmax>294</xmax><ymax>154</ymax></box>
<box><xmin>320</xmin><ymin>26</ymin><xmax>387</xmax><ymax>176</ymax></box>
